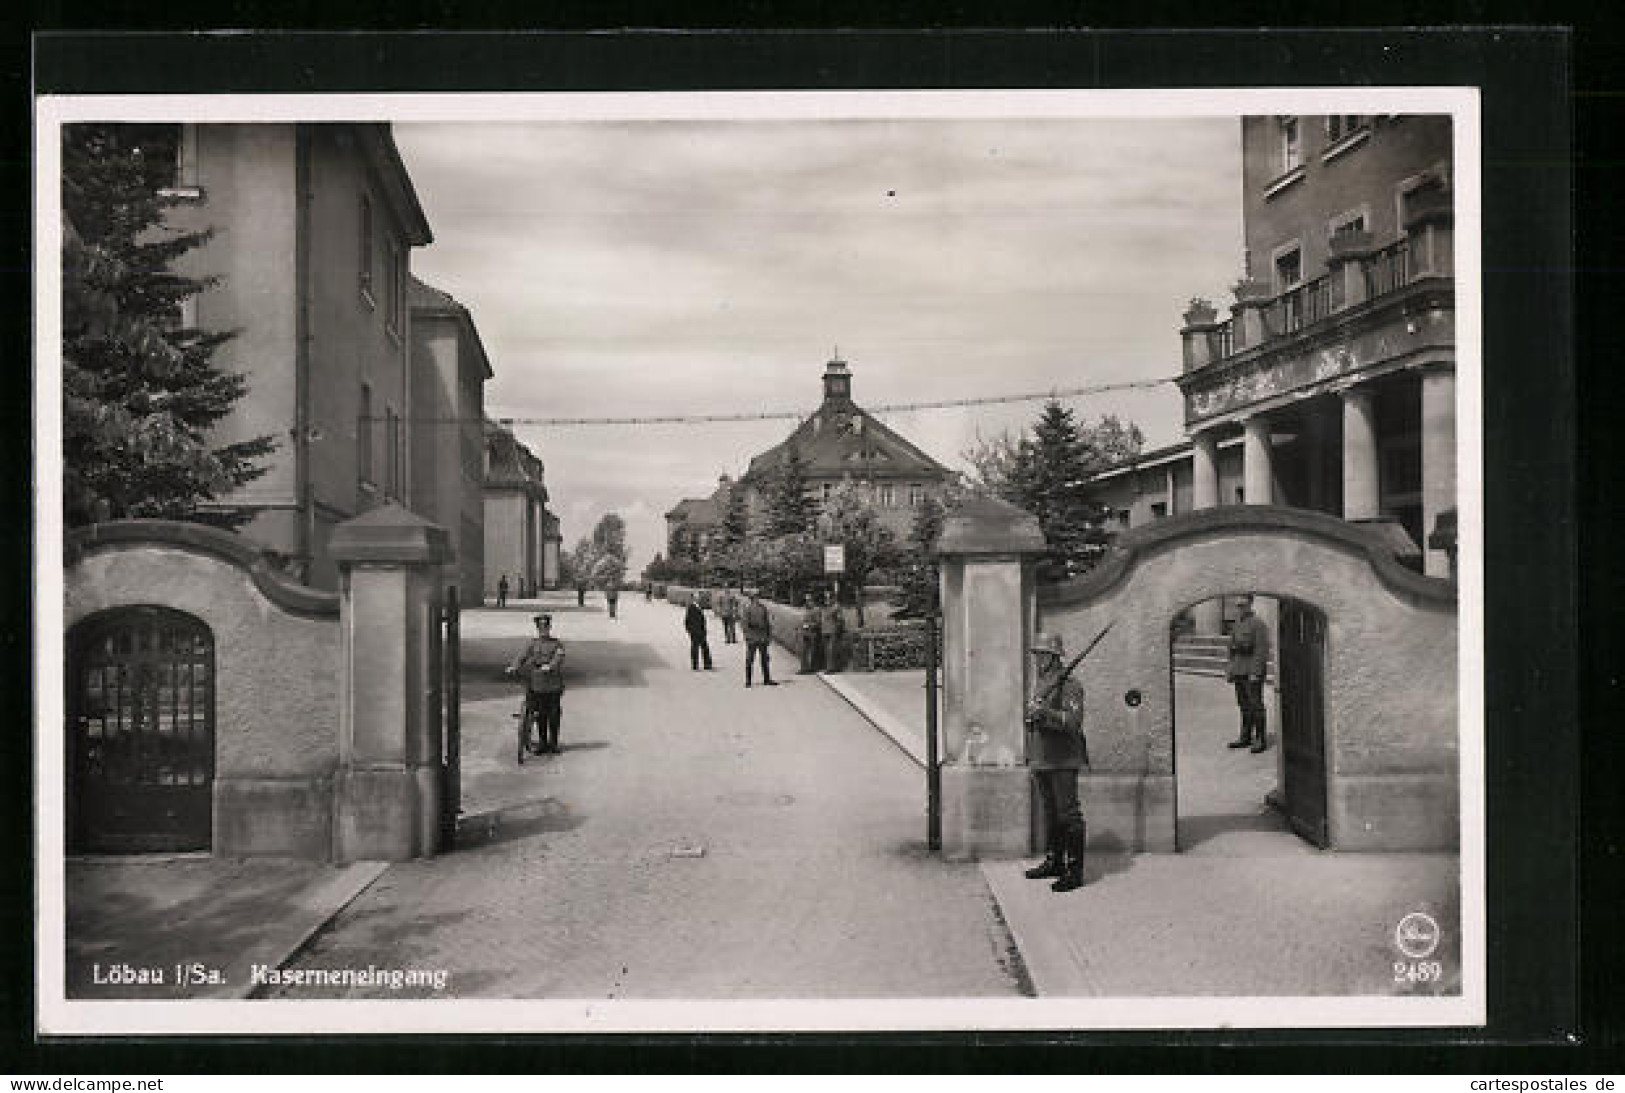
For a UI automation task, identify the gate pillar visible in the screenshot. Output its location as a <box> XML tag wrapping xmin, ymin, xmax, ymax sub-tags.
<box><xmin>330</xmin><ymin>503</ymin><xmax>449</xmax><ymax>863</ymax></box>
<box><xmin>934</xmin><ymin>496</ymin><xmax>1048</xmax><ymax>860</ymax></box>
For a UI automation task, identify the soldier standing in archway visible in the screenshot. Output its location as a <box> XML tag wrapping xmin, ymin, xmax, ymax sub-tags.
<box><xmin>1226</xmin><ymin>594</ymin><xmax>1272</xmax><ymax>754</ymax></box>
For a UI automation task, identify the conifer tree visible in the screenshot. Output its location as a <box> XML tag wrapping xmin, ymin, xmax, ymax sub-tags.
<box><xmin>720</xmin><ymin>481</ymin><xmax>751</xmax><ymax>548</ymax></box>
<box><xmin>62</xmin><ymin>123</ymin><xmax>273</xmax><ymax>527</ymax></box>
<box><xmin>1009</xmin><ymin>401</ymin><xmax>1115</xmax><ymax>578</ymax></box>
<box><xmin>764</xmin><ymin>446</ymin><xmax>819</xmax><ymax>537</ymax></box>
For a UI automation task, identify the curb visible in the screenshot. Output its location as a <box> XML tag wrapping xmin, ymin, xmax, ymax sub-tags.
<box><xmin>235</xmin><ymin>861</ymin><xmax>390</xmax><ymax>999</ymax></box>
<box><xmin>818</xmin><ymin>673</ymin><xmax>929</xmax><ymax>769</ymax></box>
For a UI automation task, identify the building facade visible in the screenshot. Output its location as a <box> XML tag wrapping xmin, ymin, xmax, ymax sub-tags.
<box><xmin>1087</xmin><ymin>114</ymin><xmax>1456</xmax><ymax>593</ymax></box>
<box><xmin>165</xmin><ymin>123</ymin><xmax>435</xmax><ymax>590</ymax></box>
<box><xmin>408</xmin><ymin>276</ymin><xmax>493</xmax><ymax>600</ymax></box>
<box><xmin>739</xmin><ymin>355</ymin><xmax>954</xmax><ymax>539</ymax></box>
<box><xmin>482</xmin><ymin>421</ymin><xmax>555</xmax><ymax>599</ymax></box>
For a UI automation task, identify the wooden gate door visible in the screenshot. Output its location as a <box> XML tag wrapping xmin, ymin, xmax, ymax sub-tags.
<box><xmin>1278</xmin><ymin>598</ymin><xmax>1329</xmax><ymax>847</ymax></box>
<box><xmin>439</xmin><ymin>585</ymin><xmax>461</xmax><ymax>850</ymax></box>
<box><xmin>68</xmin><ymin>607</ymin><xmax>215</xmax><ymax>853</ymax></box>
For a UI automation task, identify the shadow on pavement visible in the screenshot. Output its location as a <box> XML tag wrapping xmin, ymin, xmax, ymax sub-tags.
<box><xmin>1177</xmin><ymin>810</ymin><xmax>1290</xmax><ymax>851</ymax></box>
<box><xmin>459</xmin><ymin>636</ymin><xmax>666</xmax><ymax>699</ymax></box>
<box><xmin>453</xmin><ymin>796</ymin><xmax>585</xmax><ymax>852</ymax></box>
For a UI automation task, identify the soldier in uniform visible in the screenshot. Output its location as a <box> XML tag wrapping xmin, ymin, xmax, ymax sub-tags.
<box><xmin>741</xmin><ymin>589</ymin><xmax>778</xmax><ymax>688</ymax></box>
<box><xmin>605</xmin><ymin>583</ymin><xmax>619</xmax><ymax>620</ymax></box>
<box><xmin>496</xmin><ymin>574</ymin><xmax>509</xmax><ymax>609</ymax></box>
<box><xmin>819</xmin><ymin>592</ymin><xmax>846</xmax><ymax>674</ymax></box>
<box><xmin>798</xmin><ymin>593</ymin><xmax>823</xmax><ymax>674</ymax></box>
<box><xmin>1024</xmin><ymin>632</ymin><xmax>1089</xmax><ymax>893</ymax></box>
<box><xmin>506</xmin><ymin>613</ymin><xmax>567</xmax><ymax>756</ymax></box>
<box><xmin>1226</xmin><ymin>594</ymin><xmax>1272</xmax><ymax>753</ymax></box>
<box><xmin>716</xmin><ymin>586</ymin><xmax>740</xmax><ymax>644</ymax></box>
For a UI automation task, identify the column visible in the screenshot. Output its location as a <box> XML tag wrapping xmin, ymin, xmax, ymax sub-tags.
<box><xmin>331</xmin><ymin>502</ymin><xmax>450</xmax><ymax>862</ymax></box>
<box><xmin>933</xmin><ymin>494</ymin><xmax>1049</xmax><ymax>861</ymax></box>
<box><xmin>1242</xmin><ymin>416</ymin><xmax>1273</xmax><ymax>504</ymax></box>
<box><xmin>1342</xmin><ymin>387</ymin><xmax>1381</xmax><ymax>520</ymax></box>
<box><xmin>1190</xmin><ymin>430</ymin><xmax>1222</xmax><ymax>634</ymax></box>
<box><xmin>1421</xmin><ymin>368</ymin><xmax>1457</xmax><ymax>577</ymax></box>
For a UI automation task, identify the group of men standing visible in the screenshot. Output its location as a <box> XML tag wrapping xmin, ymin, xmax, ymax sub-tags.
<box><xmin>685</xmin><ymin>588</ymin><xmax>779</xmax><ymax>687</ymax></box>
<box><xmin>796</xmin><ymin>592</ymin><xmax>846</xmax><ymax>675</ymax></box>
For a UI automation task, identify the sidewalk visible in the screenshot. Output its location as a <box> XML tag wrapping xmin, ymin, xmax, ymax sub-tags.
<box><xmin>66</xmin><ymin>856</ymin><xmax>386</xmax><ymax>999</ymax></box>
<box><xmin>825</xmin><ymin>668</ymin><xmax>1463</xmax><ymax>998</ymax></box>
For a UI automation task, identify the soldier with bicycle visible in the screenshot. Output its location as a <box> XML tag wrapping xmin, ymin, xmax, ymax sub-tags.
<box><xmin>506</xmin><ymin>613</ymin><xmax>567</xmax><ymax>761</ymax></box>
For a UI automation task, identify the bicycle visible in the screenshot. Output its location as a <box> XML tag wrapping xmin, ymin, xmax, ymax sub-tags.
<box><xmin>506</xmin><ymin>670</ymin><xmax>541</xmax><ymax>765</ymax></box>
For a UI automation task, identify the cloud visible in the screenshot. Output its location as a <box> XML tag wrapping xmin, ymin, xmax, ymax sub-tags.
<box><xmin>394</xmin><ymin>115</ymin><xmax>1241</xmax><ymax>571</ymax></box>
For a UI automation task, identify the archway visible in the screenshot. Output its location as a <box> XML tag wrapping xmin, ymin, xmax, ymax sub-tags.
<box><xmin>67</xmin><ymin>605</ymin><xmax>216</xmax><ymax>853</ymax></box>
<box><xmin>1168</xmin><ymin>594</ymin><xmax>1329</xmax><ymax>853</ymax></box>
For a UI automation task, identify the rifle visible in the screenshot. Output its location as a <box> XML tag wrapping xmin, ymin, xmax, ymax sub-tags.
<box><xmin>1030</xmin><ymin>619</ymin><xmax>1115</xmax><ymax>712</ymax></box>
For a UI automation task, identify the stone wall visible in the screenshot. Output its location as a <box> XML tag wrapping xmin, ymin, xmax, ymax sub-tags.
<box><xmin>1037</xmin><ymin>505</ymin><xmax>1458</xmax><ymax>852</ymax></box>
<box><xmin>65</xmin><ymin>522</ymin><xmax>342</xmax><ymax>859</ymax></box>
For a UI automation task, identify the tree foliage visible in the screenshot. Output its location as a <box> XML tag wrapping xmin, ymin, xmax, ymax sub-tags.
<box><xmin>62</xmin><ymin>123</ymin><xmax>274</xmax><ymax>527</ymax></box>
<box><xmin>588</xmin><ymin>512</ymin><xmax>629</xmax><ymax>588</ymax></box>
<box><xmin>962</xmin><ymin>401</ymin><xmax>1146</xmax><ymax>579</ymax></box>
<box><xmin>719</xmin><ymin>481</ymin><xmax>750</xmax><ymax>548</ymax></box>
<box><xmin>763</xmin><ymin>446</ymin><xmax>819</xmax><ymax>538</ymax></box>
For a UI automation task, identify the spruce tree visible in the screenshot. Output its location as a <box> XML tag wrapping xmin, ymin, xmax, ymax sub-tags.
<box><xmin>720</xmin><ymin>482</ymin><xmax>751</xmax><ymax>548</ymax></box>
<box><xmin>1011</xmin><ymin>400</ymin><xmax>1113</xmax><ymax>578</ymax></box>
<box><xmin>62</xmin><ymin>123</ymin><xmax>273</xmax><ymax>527</ymax></box>
<box><xmin>765</xmin><ymin>446</ymin><xmax>819</xmax><ymax>537</ymax></box>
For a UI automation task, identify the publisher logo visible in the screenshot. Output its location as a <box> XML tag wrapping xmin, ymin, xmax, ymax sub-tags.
<box><xmin>1394</xmin><ymin>911</ymin><xmax>1441</xmax><ymax>959</ymax></box>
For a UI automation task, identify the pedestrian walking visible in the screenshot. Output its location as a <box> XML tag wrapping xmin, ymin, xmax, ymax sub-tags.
<box><xmin>716</xmin><ymin>586</ymin><xmax>740</xmax><ymax>644</ymax></box>
<box><xmin>798</xmin><ymin>593</ymin><xmax>822</xmax><ymax>674</ymax></box>
<box><xmin>605</xmin><ymin>584</ymin><xmax>619</xmax><ymax>620</ymax></box>
<box><xmin>684</xmin><ymin>594</ymin><xmax>715</xmax><ymax>670</ymax></box>
<box><xmin>506</xmin><ymin>613</ymin><xmax>567</xmax><ymax>757</ymax></box>
<box><xmin>819</xmin><ymin>592</ymin><xmax>846</xmax><ymax>674</ymax></box>
<box><xmin>741</xmin><ymin>589</ymin><xmax>778</xmax><ymax>687</ymax></box>
<box><xmin>644</xmin><ymin>580</ymin><xmax>653</xmax><ymax>602</ymax></box>
<box><xmin>1023</xmin><ymin>632</ymin><xmax>1088</xmax><ymax>893</ymax></box>
<box><xmin>1225</xmin><ymin>594</ymin><xmax>1272</xmax><ymax>753</ymax></box>
<box><xmin>576</xmin><ymin>578</ymin><xmax>587</xmax><ymax>607</ymax></box>
<box><xmin>496</xmin><ymin>574</ymin><xmax>509</xmax><ymax>609</ymax></box>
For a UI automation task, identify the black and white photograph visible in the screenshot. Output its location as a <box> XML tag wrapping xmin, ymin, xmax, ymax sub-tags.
<box><xmin>35</xmin><ymin>82</ymin><xmax>1483</xmax><ymax>1034</ymax></box>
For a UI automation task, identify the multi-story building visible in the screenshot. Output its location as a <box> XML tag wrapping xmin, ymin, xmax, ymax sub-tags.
<box><xmin>741</xmin><ymin>354</ymin><xmax>954</xmax><ymax>538</ymax></box>
<box><xmin>482</xmin><ymin>420</ymin><xmax>555</xmax><ymax>599</ymax></box>
<box><xmin>162</xmin><ymin>122</ymin><xmax>435</xmax><ymax>590</ymax></box>
<box><xmin>1087</xmin><ymin>114</ymin><xmax>1456</xmax><ymax>600</ymax></box>
<box><xmin>408</xmin><ymin>275</ymin><xmax>492</xmax><ymax>600</ymax></box>
<box><xmin>665</xmin><ymin>355</ymin><xmax>957</xmax><ymax>563</ymax></box>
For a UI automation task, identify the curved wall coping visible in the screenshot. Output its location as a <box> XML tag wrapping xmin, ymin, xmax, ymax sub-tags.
<box><xmin>65</xmin><ymin>520</ymin><xmax>340</xmax><ymax>619</ymax></box>
<box><xmin>1040</xmin><ymin>505</ymin><xmax>1457</xmax><ymax>609</ymax></box>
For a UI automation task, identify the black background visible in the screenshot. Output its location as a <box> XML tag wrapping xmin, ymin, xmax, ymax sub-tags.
<box><xmin>10</xmin><ymin>18</ymin><xmax>1608</xmax><ymax>1076</ymax></box>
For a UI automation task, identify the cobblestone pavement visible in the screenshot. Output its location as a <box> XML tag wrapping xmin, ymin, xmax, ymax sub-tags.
<box><xmin>270</xmin><ymin>592</ymin><xmax>1028</xmax><ymax>1000</ymax></box>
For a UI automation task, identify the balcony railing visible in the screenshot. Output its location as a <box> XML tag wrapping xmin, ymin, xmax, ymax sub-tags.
<box><xmin>1364</xmin><ymin>237</ymin><xmax>1411</xmax><ymax>300</ymax></box>
<box><xmin>1265</xmin><ymin>271</ymin><xmax>1339</xmax><ymax>338</ymax></box>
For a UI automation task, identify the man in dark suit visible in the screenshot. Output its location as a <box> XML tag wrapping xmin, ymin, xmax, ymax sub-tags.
<box><xmin>1226</xmin><ymin>594</ymin><xmax>1272</xmax><ymax>753</ymax></box>
<box><xmin>684</xmin><ymin>594</ymin><xmax>715</xmax><ymax>671</ymax></box>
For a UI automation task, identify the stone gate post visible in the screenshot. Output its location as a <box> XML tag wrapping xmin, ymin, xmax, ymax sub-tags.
<box><xmin>934</xmin><ymin>495</ymin><xmax>1048</xmax><ymax>860</ymax></box>
<box><xmin>330</xmin><ymin>503</ymin><xmax>449</xmax><ymax>862</ymax></box>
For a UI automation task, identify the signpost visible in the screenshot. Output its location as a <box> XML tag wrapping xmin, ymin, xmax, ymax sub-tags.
<box><xmin>823</xmin><ymin>543</ymin><xmax>845</xmax><ymax>574</ymax></box>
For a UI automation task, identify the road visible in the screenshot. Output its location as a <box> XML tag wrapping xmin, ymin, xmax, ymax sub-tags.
<box><xmin>269</xmin><ymin>591</ymin><xmax>1029</xmax><ymax>999</ymax></box>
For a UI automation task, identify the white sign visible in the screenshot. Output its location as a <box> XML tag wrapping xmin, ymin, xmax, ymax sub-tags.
<box><xmin>823</xmin><ymin>543</ymin><xmax>846</xmax><ymax>574</ymax></box>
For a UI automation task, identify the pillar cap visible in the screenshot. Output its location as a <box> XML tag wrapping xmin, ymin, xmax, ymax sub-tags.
<box><xmin>330</xmin><ymin>502</ymin><xmax>450</xmax><ymax>566</ymax></box>
<box><xmin>934</xmin><ymin>494</ymin><xmax>1048</xmax><ymax>557</ymax></box>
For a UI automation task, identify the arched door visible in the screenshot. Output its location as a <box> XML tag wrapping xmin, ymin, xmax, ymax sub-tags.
<box><xmin>67</xmin><ymin>606</ymin><xmax>215</xmax><ymax>853</ymax></box>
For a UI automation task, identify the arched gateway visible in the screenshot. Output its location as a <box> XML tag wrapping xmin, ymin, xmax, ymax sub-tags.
<box><xmin>1037</xmin><ymin>505</ymin><xmax>1458</xmax><ymax>853</ymax></box>
<box><xmin>932</xmin><ymin>500</ymin><xmax>1458</xmax><ymax>859</ymax></box>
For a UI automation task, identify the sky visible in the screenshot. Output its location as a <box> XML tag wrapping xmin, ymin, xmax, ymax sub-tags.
<box><xmin>394</xmin><ymin>116</ymin><xmax>1243</xmax><ymax>572</ymax></box>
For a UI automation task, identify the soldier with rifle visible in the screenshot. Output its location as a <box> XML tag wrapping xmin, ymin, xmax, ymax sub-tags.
<box><xmin>1023</xmin><ymin>623</ymin><xmax>1111</xmax><ymax>893</ymax></box>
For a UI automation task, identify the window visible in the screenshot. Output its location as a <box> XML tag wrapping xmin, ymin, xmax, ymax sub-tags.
<box><xmin>1279</xmin><ymin>117</ymin><xmax>1301</xmax><ymax>173</ymax></box>
<box><xmin>1151</xmin><ymin>501</ymin><xmax>1168</xmax><ymax>520</ymax></box>
<box><xmin>1325</xmin><ymin>115</ymin><xmax>1367</xmax><ymax>143</ymax></box>
<box><xmin>878</xmin><ymin>484</ymin><xmax>896</xmax><ymax>507</ymax></box>
<box><xmin>359</xmin><ymin>195</ymin><xmax>374</xmax><ymax>304</ymax></box>
<box><xmin>909</xmin><ymin>484</ymin><xmax>926</xmax><ymax>507</ymax></box>
<box><xmin>385</xmin><ymin>406</ymin><xmax>400</xmax><ymax>498</ymax></box>
<box><xmin>1332</xmin><ymin>212</ymin><xmax>1367</xmax><ymax>240</ymax></box>
<box><xmin>1274</xmin><ymin>246</ymin><xmax>1302</xmax><ymax>291</ymax></box>
<box><xmin>357</xmin><ymin>383</ymin><xmax>374</xmax><ymax>484</ymax></box>
<box><xmin>385</xmin><ymin>242</ymin><xmax>403</xmax><ymax>337</ymax></box>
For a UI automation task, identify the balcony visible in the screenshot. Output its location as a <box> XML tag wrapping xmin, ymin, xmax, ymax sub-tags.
<box><xmin>1184</xmin><ymin>235</ymin><xmax>1437</xmax><ymax>373</ymax></box>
